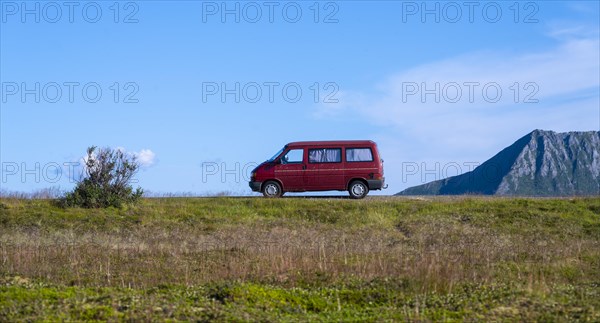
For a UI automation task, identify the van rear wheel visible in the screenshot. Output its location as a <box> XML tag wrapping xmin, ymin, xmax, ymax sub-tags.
<box><xmin>262</xmin><ymin>181</ymin><xmax>283</xmax><ymax>198</ymax></box>
<box><xmin>348</xmin><ymin>180</ymin><xmax>369</xmax><ymax>199</ymax></box>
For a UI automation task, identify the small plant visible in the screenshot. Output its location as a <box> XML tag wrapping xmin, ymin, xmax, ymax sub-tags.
<box><xmin>62</xmin><ymin>146</ymin><xmax>143</xmax><ymax>208</ymax></box>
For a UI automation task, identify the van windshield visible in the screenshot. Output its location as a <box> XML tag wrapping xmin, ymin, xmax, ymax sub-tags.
<box><xmin>267</xmin><ymin>147</ymin><xmax>285</xmax><ymax>162</ymax></box>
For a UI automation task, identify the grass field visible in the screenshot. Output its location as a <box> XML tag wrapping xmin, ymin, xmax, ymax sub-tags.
<box><xmin>1</xmin><ymin>196</ymin><xmax>599</xmax><ymax>321</ymax></box>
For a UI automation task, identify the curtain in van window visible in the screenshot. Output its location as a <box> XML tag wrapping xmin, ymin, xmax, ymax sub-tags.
<box><xmin>309</xmin><ymin>149</ymin><xmax>321</xmax><ymax>163</ymax></box>
<box><xmin>309</xmin><ymin>149</ymin><xmax>341</xmax><ymax>163</ymax></box>
<box><xmin>346</xmin><ymin>148</ymin><xmax>373</xmax><ymax>162</ymax></box>
<box><xmin>326</xmin><ymin>149</ymin><xmax>341</xmax><ymax>162</ymax></box>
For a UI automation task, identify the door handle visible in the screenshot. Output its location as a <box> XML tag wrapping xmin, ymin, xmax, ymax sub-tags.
<box><xmin>302</xmin><ymin>165</ymin><xmax>307</xmax><ymax>170</ymax></box>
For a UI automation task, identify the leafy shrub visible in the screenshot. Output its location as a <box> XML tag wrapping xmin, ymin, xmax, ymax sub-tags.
<box><xmin>62</xmin><ymin>146</ymin><xmax>143</xmax><ymax>208</ymax></box>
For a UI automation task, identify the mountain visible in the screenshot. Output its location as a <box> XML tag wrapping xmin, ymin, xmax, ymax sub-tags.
<box><xmin>397</xmin><ymin>130</ymin><xmax>600</xmax><ymax>196</ymax></box>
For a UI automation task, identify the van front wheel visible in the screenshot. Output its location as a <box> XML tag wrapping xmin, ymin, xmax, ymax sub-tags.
<box><xmin>349</xmin><ymin>180</ymin><xmax>369</xmax><ymax>199</ymax></box>
<box><xmin>262</xmin><ymin>181</ymin><xmax>283</xmax><ymax>198</ymax></box>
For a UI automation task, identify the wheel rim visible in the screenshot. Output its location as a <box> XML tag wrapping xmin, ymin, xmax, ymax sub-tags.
<box><xmin>351</xmin><ymin>183</ymin><xmax>365</xmax><ymax>196</ymax></box>
<box><xmin>265</xmin><ymin>184</ymin><xmax>278</xmax><ymax>196</ymax></box>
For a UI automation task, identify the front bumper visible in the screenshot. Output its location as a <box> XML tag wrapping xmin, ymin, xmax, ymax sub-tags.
<box><xmin>367</xmin><ymin>178</ymin><xmax>385</xmax><ymax>190</ymax></box>
<box><xmin>249</xmin><ymin>181</ymin><xmax>262</xmax><ymax>192</ymax></box>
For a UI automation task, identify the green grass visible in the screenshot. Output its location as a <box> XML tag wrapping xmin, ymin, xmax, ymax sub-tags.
<box><xmin>1</xmin><ymin>197</ymin><xmax>599</xmax><ymax>321</ymax></box>
<box><xmin>1</xmin><ymin>277</ymin><xmax>598</xmax><ymax>321</ymax></box>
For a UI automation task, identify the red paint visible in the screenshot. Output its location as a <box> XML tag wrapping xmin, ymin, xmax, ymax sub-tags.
<box><xmin>250</xmin><ymin>140</ymin><xmax>385</xmax><ymax>198</ymax></box>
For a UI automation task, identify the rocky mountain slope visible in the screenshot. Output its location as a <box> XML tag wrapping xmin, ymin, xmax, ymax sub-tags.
<box><xmin>397</xmin><ymin>130</ymin><xmax>600</xmax><ymax>196</ymax></box>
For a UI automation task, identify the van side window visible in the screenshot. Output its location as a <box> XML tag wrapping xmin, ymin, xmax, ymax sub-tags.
<box><xmin>346</xmin><ymin>148</ymin><xmax>373</xmax><ymax>162</ymax></box>
<box><xmin>308</xmin><ymin>148</ymin><xmax>342</xmax><ymax>163</ymax></box>
<box><xmin>282</xmin><ymin>149</ymin><xmax>303</xmax><ymax>164</ymax></box>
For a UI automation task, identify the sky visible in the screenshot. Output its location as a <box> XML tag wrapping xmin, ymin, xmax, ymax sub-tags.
<box><xmin>1</xmin><ymin>0</ymin><xmax>599</xmax><ymax>196</ymax></box>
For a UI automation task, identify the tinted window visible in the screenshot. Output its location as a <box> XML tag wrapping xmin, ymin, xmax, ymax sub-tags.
<box><xmin>346</xmin><ymin>148</ymin><xmax>373</xmax><ymax>162</ymax></box>
<box><xmin>282</xmin><ymin>149</ymin><xmax>303</xmax><ymax>164</ymax></box>
<box><xmin>308</xmin><ymin>148</ymin><xmax>341</xmax><ymax>163</ymax></box>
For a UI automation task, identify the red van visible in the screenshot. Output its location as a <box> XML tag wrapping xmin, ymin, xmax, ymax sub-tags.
<box><xmin>249</xmin><ymin>140</ymin><xmax>385</xmax><ymax>198</ymax></box>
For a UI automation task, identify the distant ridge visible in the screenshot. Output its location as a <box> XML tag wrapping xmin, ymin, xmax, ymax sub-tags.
<box><xmin>397</xmin><ymin>130</ymin><xmax>600</xmax><ymax>196</ymax></box>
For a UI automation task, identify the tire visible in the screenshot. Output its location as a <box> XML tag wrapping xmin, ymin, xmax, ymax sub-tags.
<box><xmin>262</xmin><ymin>181</ymin><xmax>283</xmax><ymax>198</ymax></box>
<box><xmin>348</xmin><ymin>180</ymin><xmax>369</xmax><ymax>199</ymax></box>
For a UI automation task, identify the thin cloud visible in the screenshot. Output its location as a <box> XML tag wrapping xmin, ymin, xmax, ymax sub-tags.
<box><xmin>78</xmin><ymin>147</ymin><xmax>156</xmax><ymax>170</ymax></box>
<box><xmin>312</xmin><ymin>32</ymin><xmax>599</xmax><ymax>193</ymax></box>
<box><xmin>315</xmin><ymin>36</ymin><xmax>599</xmax><ymax>153</ymax></box>
<box><xmin>134</xmin><ymin>149</ymin><xmax>156</xmax><ymax>167</ymax></box>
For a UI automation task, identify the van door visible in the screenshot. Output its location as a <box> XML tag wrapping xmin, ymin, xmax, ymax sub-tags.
<box><xmin>306</xmin><ymin>148</ymin><xmax>345</xmax><ymax>190</ymax></box>
<box><xmin>274</xmin><ymin>148</ymin><xmax>305</xmax><ymax>191</ymax></box>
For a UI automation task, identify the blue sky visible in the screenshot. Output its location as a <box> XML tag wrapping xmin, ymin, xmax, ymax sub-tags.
<box><xmin>1</xmin><ymin>0</ymin><xmax>599</xmax><ymax>195</ymax></box>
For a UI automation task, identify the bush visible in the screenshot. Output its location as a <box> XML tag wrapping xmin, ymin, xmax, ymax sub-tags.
<box><xmin>62</xmin><ymin>146</ymin><xmax>143</xmax><ymax>208</ymax></box>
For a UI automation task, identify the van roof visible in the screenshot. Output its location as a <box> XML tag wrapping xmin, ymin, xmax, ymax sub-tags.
<box><xmin>286</xmin><ymin>140</ymin><xmax>375</xmax><ymax>148</ymax></box>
